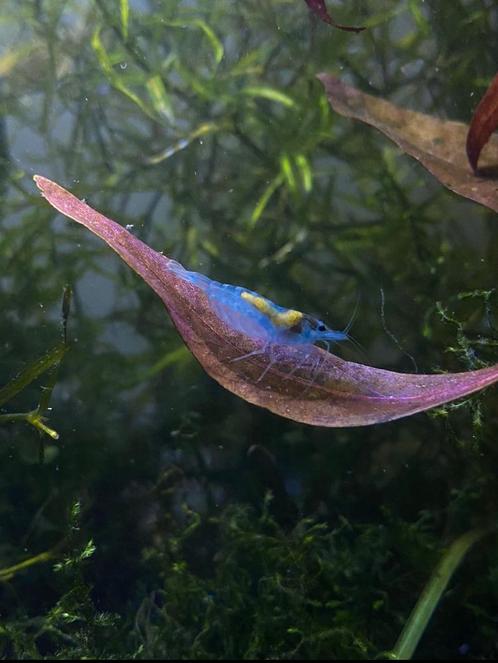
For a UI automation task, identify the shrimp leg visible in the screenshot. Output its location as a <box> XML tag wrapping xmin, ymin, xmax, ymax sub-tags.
<box><xmin>282</xmin><ymin>348</ymin><xmax>313</xmax><ymax>381</ymax></box>
<box><xmin>231</xmin><ymin>342</ymin><xmax>283</xmax><ymax>384</ymax></box>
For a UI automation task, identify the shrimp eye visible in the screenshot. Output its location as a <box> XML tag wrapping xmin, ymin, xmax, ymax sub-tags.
<box><xmin>318</xmin><ymin>324</ymin><xmax>327</xmax><ymax>332</ymax></box>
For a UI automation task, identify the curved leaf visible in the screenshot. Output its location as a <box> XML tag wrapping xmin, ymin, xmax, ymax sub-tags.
<box><xmin>33</xmin><ymin>176</ymin><xmax>498</xmax><ymax>428</ymax></box>
<box><xmin>318</xmin><ymin>74</ymin><xmax>498</xmax><ymax>214</ymax></box>
<box><xmin>466</xmin><ymin>72</ymin><xmax>498</xmax><ymax>173</ymax></box>
<box><xmin>304</xmin><ymin>1</ymin><xmax>366</xmax><ymax>33</ymax></box>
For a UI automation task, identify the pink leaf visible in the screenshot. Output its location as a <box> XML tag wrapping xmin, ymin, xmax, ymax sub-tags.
<box><xmin>34</xmin><ymin>176</ymin><xmax>498</xmax><ymax>427</ymax></box>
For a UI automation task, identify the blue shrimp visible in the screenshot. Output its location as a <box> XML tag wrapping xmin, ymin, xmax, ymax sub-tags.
<box><xmin>168</xmin><ymin>261</ymin><xmax>354</xmax><ymax>382</ymax></box>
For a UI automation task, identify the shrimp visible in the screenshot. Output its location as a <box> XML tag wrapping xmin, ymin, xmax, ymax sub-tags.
<box><xmin>168</xmin><ymin>261</ymin><xmax>355</xmax><ymax>382</ymax></box>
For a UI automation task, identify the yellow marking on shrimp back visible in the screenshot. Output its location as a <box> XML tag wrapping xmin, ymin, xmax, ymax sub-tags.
<box><xmin>241</xmin><ymin>291</ymin><xmax>303</xmax><ymax>329</ymax></box>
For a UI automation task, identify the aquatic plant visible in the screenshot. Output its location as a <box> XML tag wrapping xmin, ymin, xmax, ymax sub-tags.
<box><xmin>318</xmin><ymin>73</ymin><xmax>498</xmax><ymax>213</ymax></box>
<box><xmin>0</xmin><ymin>288</ymin><xmax>70</xmax><ymax>442</ymax></box>
<box><xmin>1</xmin><ymin>1</ymin><xmax>498</xmax><ymax>660</ymax></box>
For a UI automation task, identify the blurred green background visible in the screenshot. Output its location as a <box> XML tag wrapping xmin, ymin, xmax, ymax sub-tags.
<box><xmin>1</xmin><ymin>0</ymin><xmax>498</xmax><ymax>658</ymax></box>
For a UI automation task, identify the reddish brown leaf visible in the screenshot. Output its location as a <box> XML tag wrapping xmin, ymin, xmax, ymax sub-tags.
<box><xmin>34</xmin><ymin>175</ymin><xmax>498</xmax><ymax>428</ymax></box>
<box><xmin>466</xmin><ymin>73</ymin><xmax>498</xmax><ymax>173</ymax></box>
<box><xmin>304</xmin><ymin>0</ymin><xmax>365</xmax><ymax>33</ymax></box>
<box><xmin>318</xmin><ymin>73</ymin><xmax>498</xmax><ymax>213</ymax></box>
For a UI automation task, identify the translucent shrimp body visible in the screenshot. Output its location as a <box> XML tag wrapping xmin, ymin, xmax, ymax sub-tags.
<box><xmin>168</xmin><ymin>262</ymin><xmax>348</xmax><ymax>348</ymax></box>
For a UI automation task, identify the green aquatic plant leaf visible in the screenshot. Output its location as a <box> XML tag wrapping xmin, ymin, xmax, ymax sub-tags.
<box><xmin>162</xmin><ymin>18</ymin><xmax>224</xmax><ymax>65</ymax></box>
<box><xmin>146</xmin><ymin>121</ymin><xmax>221</xmax><ymax>165</ymax></box>
<box><xmin>120</xmin><ymin>0</ymin><xmax>129</xmax><ymax>40</ymax></box>
<box><xmin>390</xmin><ymin>527</ymin><xmax>493</xmax><ymax>660</ymax></box>
<box><xmin>0</xmin><ymin>344</ymin><xmax>66</xmax><ymax>408</ymax></box>
<box><xmin>34</xmin><ymin>176</ymin><xmax>498</xmax><ymax>428</ymax></box>
<box><xmin>250</xmin><ymin>173</ymin><xmax>284</xmax><ymax>227</ymax></box>
<box><xmin>91</xmin><ymin>28</ymin><xmax>156</xmax><ymax>121</ymax></box>
<box><xmin>0</xmin><ymin>343</ymin><xmax>67</xmax><ymax>440</ymax></box>
<box><xmin>241</xmin><ymin>86</ymin><xmax>295</xmax><ymax>108</ymax></box>
<box><xmin>145</xmin><ymin>74</ymin><xmax>175</xmax><ymax>123</ymax></box>
<box><xmin>318</xmin><ymin>74</ymin><xmax>498</xmax><ymax>213</ymax></box>
<box><xmin>0</xmin><ymin>548</ymin><xmax>58</xmax><ymax>582</ymax></box>
<box><xmin>0</xmin><ymin>287</ymin><xmax>70</xmax><ymax>441</ymax></box>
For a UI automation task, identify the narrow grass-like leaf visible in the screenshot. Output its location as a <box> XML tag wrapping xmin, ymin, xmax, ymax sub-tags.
<box><xmin>241</xmin><ymin>86</ymin><xmax>295</xmax><ymax>108</ymax></box>
<box><xmin>280</xmin><ymin>154</ymin><xmax>297</xmax><ymax>192</ymax></box>
<box><xmin>0</xmin><ymin>344</ymin><xmax>66</xmax><ymax>408</ymax></box>
<box><xmin>163</xmin><ymin>18</ymin><xmax>224</xmax><ymax>65</ymax></box>
<box><xmin>391</xmin><ymin>527</ymin><xmax>493</xmax><ymax>660</ymax></box>
<box><xmin>91</xmin><ymin>28</ymin><xmax>155</xmax><ymax>120</ymax></box>
<box><xmin>295</xmin><ymin>154</ymin><xmax>313</xmax><ymax>192</ymax></box>
<box><xmin>250</xmin><ymin>173</ymin><xmax>284</xmax><ymax>227</ymax></box>
<box><xmin>192</xmin><ymin>19</ymin><xmax>224</xmax><ymax>65</ymax></box>
<box><xmin>146</xmin><ymin>74</ymin><xmax>175</xmax><ymax>123</ymax></box>
<box><xmin>120</xmin><ymin>0</ymin><xmax>129</xmax><ymax>40</ymax></box>
<box><xmin>146</xmin><ymin>122</ymin><xmax>220</xmax><ymax>165</ymax></box>
<box><xmin>0</xmin><ymin>549</ymin><xmax>55</xmax><ymax>582</ymax></box>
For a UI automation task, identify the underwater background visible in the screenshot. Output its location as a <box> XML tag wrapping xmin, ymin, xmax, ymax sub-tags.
<box><xmin>1</xmin><ymin>0</ymin><xmax>498</xmax><ymax>659</ymax></box>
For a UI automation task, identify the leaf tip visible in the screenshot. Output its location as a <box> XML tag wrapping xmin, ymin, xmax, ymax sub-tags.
<box><xmin>465</xmin><ymin>137</ymin><xmax>479</xmax><ymax>175</ymax></box>
<box><xmin>33</xmin><ymin>174</ymin><xmax>48</xmax><ymax>194</ymax></box>
<box><xmin>33</xmin><ymin>175</ymin><xmax>64</xmax><ymax>202</ymax></box>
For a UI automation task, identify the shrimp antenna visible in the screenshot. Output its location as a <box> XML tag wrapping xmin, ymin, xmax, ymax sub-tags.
<box><xmin>342</xmin><ymin>293</ymin><xmax>368</xmax><ymax>360</ymax></box>
<box><xmin>343</xmin><ymin>291</ymin><xmax>361</xmax><ymax>336</ymax></box>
